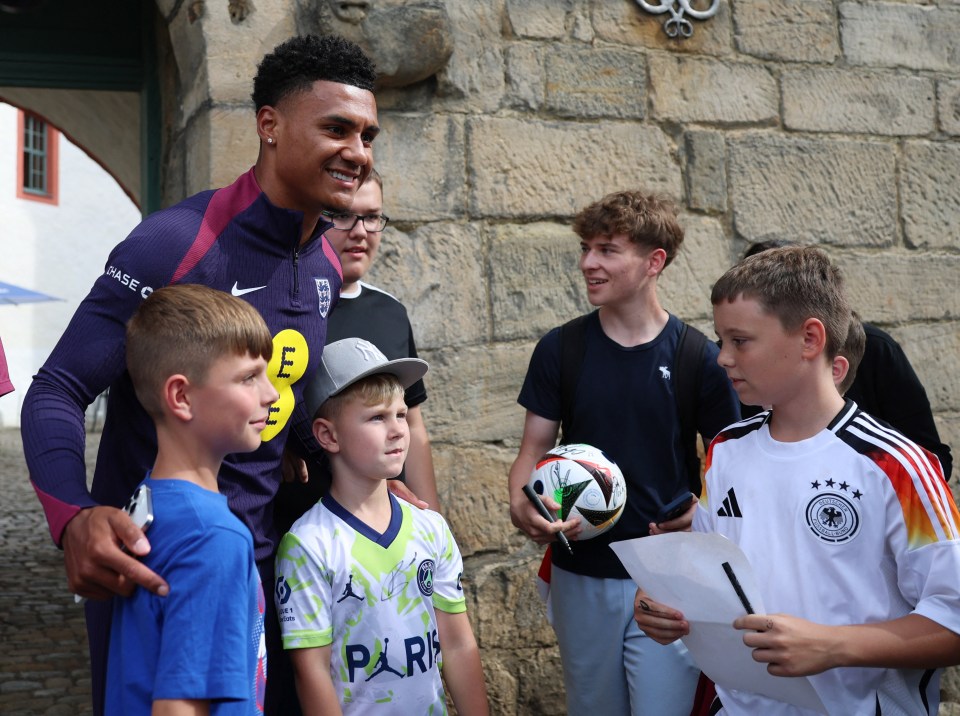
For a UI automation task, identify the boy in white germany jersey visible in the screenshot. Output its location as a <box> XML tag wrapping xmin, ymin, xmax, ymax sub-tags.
<box><xmin>274</xmin><ymin>337</ymin><xmax>488</xmax><ymax>715</ymax></box>
<box><xmin>634</xmin><ymin>246</ymin><xmax>960</xmax><ymax>716</ymax></box>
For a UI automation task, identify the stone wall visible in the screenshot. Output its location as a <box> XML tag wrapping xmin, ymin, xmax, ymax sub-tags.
<box><xmin>159</xmin><ymin>1</ymin><xmax>960</xmax><ymax>713</ymax></box>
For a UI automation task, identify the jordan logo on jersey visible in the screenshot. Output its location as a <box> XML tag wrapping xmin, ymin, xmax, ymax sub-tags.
<box><xmin>717</xmin><ymin>487</ymin><xmax>742</xmax><ymax>518</ymax></box>
<box><xmin>337</xmin><ymin>574</ymin><xmax>364</xmax><ymax>603</ymax></box>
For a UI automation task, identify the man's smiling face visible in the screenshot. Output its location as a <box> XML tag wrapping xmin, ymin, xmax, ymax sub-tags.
<box><xmin>270</xmin><ymin>79</ymin><xmax>379</xmax><ymax>214</ymax></box>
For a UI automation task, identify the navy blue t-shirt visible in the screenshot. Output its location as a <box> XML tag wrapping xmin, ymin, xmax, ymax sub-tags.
<box><xmin>518</xmin><ymin>311</ymin><xmax>739</xmax><ymax>578</ymax></box>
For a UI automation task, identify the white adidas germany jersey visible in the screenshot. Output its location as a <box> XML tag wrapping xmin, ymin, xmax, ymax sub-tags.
<box><xmin>695</xmin><ymin>402</ymin><xmax>960</xmax><ymax>716</ymax></box>
<box><xmin>275</xmin><ymin>493</ymin><xmax>466</xmax><ymax>713</ymax></box>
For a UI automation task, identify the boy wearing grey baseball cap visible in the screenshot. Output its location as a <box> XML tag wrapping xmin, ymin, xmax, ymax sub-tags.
<box><xmin>274</xmin><ymin>337</ymin><xmax>489</xmax><ymax>715</ymax></box>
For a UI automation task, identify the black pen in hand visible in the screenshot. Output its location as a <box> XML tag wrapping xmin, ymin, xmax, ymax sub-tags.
<box><xmin>722</xmin><ymin>561</ymin><xmax>754</xmax><ymax>614</ymax></box>
<box><xmin>522</xmin><ymin>484</ymin><xmax>574</xmax><ymax>554</ymax></box>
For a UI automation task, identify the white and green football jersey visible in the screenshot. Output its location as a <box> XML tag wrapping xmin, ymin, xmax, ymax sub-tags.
<box><xmin>275</xmin><ymin>492</ymin><xmax>466</xmax><ymax>713</ymax></box>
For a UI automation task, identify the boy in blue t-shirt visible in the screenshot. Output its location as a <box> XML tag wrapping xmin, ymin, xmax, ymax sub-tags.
<box><xmin>105</xmin><ymin>284</ymin><xmax>280</xmax><ymax>715</ymax></box>
<box><xmin>275</xmin><ymin>337</ymin><xmax>489</xmax><ymax>715</ymax></box>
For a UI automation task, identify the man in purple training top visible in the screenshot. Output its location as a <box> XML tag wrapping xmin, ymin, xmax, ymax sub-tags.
<box><xmin>21</xmin><ymin>34</ymin><xmax>378</xmax><ymax>716</ymax></box>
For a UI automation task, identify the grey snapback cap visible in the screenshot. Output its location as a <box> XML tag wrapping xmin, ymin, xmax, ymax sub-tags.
<box><xmin>305</xmin><ymin>337</ymin><xmax>428</xmax><ymax>417</ymax></box>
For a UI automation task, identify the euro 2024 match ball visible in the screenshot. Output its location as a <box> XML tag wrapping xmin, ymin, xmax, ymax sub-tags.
<box><xmin>528</xmin><ymin>443</ymin><xmax>627</xmax><ymax>540</ymax></box>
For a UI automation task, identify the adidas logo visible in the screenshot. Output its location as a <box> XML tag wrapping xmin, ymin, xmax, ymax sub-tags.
<box><xmin>717</xmin><ymin>488</ymin><xmax>742</xmax><ymax>518</ymax></box>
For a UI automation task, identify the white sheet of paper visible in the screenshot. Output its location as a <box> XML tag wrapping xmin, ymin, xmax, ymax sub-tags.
<box><xmin>610</xmin><ymin>532</ymin><xmax>826</xmax><ymax>714</ymax></box>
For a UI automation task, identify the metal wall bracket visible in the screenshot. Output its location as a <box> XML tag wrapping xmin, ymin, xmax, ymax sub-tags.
<box><xmin>635</xmin><ymin>0</ymin><xmax>720</xmax><ymax>39</ymax></box>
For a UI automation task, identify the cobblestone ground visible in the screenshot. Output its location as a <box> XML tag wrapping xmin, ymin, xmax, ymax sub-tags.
<box><xmin>0</xmin><ymin>428</ymin><xmax>96</xmax><ymax>715</ymax></box>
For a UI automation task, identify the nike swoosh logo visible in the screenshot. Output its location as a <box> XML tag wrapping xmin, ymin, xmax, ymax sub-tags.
<box><xmin>231</xmin><ymin>281</ymin><xmax>267</xmax><ymax>297</ymax></box>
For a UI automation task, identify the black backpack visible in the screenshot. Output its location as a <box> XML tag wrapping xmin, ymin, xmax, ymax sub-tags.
<box><xmin>558</xmin><ymin>313</ymin><xmax>709</xmax><ymax>495</ymax></box>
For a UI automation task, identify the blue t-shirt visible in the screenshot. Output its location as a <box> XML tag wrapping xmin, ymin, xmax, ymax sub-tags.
<box><xmin>518</xmin><ymin>311</ymin><xmax>740</xmax><ymax>578</ymax></box>
<box><xmin>106</xmin><ymin>478</ymin><xmax>266</xmax><ymax>715</ymax></box>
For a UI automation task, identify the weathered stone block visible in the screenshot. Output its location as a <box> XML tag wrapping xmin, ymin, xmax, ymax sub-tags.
<box><xmin>833</xmin><ymin>251</ymin><xmax>960</xmax><ymax>326</ymax></box>
<box><xmin>481</xmin><ymin>658</ymin><xmax>520</xmax><ymax>716</ymax></box>
<box><xmin>471</xmin><ymin>553</ymin><xmax>565</xmax><ymax>714</ymax></box>
<box><xmin>173</xmin><ymin>4</ymin><xmax>295</xmax><ymax>119</ymax></box>
<box><xmin>202</xmin><ymin>0</ymin><xmax>295</xmax><ymax>105</ymax></box>
<box><xmin>729</xmin><ymin>135</ymin><xmax>897</xmax><ymax>247</ymax></box>
<box><xmin>166</xmin><ymin>5</ymin><xmax>211</xmax><ymax>127</ymax></box>
<box><xmin>734</xmin><ymin>0</ymin><xmax>839</xmax><ymax>63</ymax></box>
<box><xmin>571</xmin><ymin>5</ymin><xmax>593</xmax><ymax>43</ymax></box>
<box><xmin>593</xmin><ymin>0</ymin><xmax>735</xmax><ymax>57</ymax></box>
<box><xmin>505</xmin><ymin>0</ymin><xmax>574</xmax><ymax>39</ymax></box>
<box><xmin>489</xmin><ymin>222</ymin><xmax>590</xmax><ymax>343</ymax></box>
<box><xmin>544</xmin><ymin>44</ymin><xmax>646</xmax><ymax>119</ymax></box>
<box><xmin>367</xmin><ymin>221</ymin><xmax>487</xmax><ymax>349</ymax></box>
<box><xmin>435</xmin><ymin>443</ymin><xmax>519</xmax><ymax>557</ymax></box>
<box><xmin>942</xmin><ymin>693</ymin><xmax>960</xmax><ymax>716</ymax></box>
<box><xmin>504</xmin><ymin>43</ymin><xmax>544</xmax><ymax>112</ymax></box>
<box><xmin>885</xmin><ymin>321</ymin><xmax>960</xmax><ymax>413</ymax></box>
<box><xmin>783</xmin><ymin>69</ymin><xmax>935</xmax><ymax>136</ymax></box>
<box><xmin>206</xmin><ymin>105</ymin><xmax>258</xmax><ymax>191</ymax></box>
<box><xmin>182</xmin><ymin>110</ymin><xmax>213</xmax><ymax>196</ymax></box>
<box><xmin>467</xmin><ymin>118</ymin><xmax>681</xmax><ymax>218</ymax></box>
<box><xmin>369</xmin><ymin>114</ymin><xmax>466</xmax><ymax>222</ymax></box>
<box><xmin>840</xmin><ymin>2</ymin><xmax>960</xmax><ymax>72</ymax></box>
<box><xmin>684</xmin><ymin>130</ymin><xmax>727</xmax><ymax>213</ymax></box>
<box><xmin>484</xmin><ymin>649</ymin><xmax>565</xmax><ymax>716</ymax></box>
<box><xmin>416</xmin><ymin>342</ymin><xmax>533</xmax><ymax>444</ymax></box>
<box><xmin>660</xmin><ymin>214</ymin><xmax>734</xmax><ymax>323</ymax></box>
<box><xmin>649</xmin><ymin>55</ymin><xmax>778</xmax><ymax>124</ymax></box>
<box><xmin>938</xmin><ymin>80</ymin><xmax>960</xmax><ymax>135</ymax></box>
<box><xmin>901</xmin><ymin>141</ymin><xmax>960</xmax><ymax>249</ymax></box>
<box><xmin>470</xmin><ymin>550</ymin><xmax>558</xmax><ymax>649</ymax></box>
<box><xmin>161</xmin><ymin>123</ymin><xmax>187</xmax><ymax>206</ymax></box>
<box><xmin>435</xmin><ymin>1</ymin><xmax>505</xmax><ymax>113</ymax></box>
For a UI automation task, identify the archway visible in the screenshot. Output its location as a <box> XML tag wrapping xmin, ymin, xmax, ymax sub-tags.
<box><xmin>0</xmin><ymin>0</ymin><xmax>166</xmax><ymax>213</ymax></box>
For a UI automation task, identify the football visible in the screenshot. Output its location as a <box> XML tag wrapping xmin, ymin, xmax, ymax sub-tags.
<box><xmin>528</xmin><ymin>443</ymin><xmax>627</xmax><ymax>540</ymax></box>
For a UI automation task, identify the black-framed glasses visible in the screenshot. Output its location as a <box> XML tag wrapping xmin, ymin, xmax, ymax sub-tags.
<box><xmin>323</xmin><ymin>211</ymin><xmax>390</xmax><ymax>232</ymax></box>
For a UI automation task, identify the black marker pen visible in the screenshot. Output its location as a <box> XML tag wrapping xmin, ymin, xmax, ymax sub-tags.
<box><xmin>523</xmin><ymin>484</ymin><xmax>574</xmax><ymax>555</ymax></box>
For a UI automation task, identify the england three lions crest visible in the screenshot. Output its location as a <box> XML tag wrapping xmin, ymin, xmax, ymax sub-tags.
<box><xmin>315</xmin><ymin>278</ymin><xmax>331</xmax><ymax>318</ymax></box>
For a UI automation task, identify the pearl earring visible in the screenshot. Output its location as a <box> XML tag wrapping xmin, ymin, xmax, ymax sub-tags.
<box><xmin>267</xmin><ymin>137</ymin><xmax>274</xmax><ymax>144</ymax></box>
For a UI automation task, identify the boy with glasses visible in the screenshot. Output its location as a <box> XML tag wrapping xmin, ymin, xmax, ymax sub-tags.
<box><xmin>277</xmin><ymin>170</ymin><xmax>440</xmax><ymax>537</ymax></box>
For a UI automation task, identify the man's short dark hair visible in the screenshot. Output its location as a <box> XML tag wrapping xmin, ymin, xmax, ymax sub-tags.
<box><xmin>252</xmin><ymin>34</ymin><xmax>376</xmax><ymax>110</ymax></box>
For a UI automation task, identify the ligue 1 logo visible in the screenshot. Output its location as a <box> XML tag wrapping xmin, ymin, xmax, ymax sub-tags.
<box><xmin>276</xmin><ymin>575</ymin><xmax>292</xmax><ymax>605</ymax></box>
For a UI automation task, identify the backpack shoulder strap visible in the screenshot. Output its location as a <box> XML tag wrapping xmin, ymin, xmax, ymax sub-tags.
<box><xmin>559</xmin><ymin>314</ymin><xmax>708</xmax><ymax>492</ymax></box>
<box><xmin>674</xmin><ymin>322</ymin><xmax>709</xmax><ymax>495</ymax></box>
<box><xmin>559</xmin><ymin>314</ymin><xmax>589</xmax><ymax>443</ymax></box>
